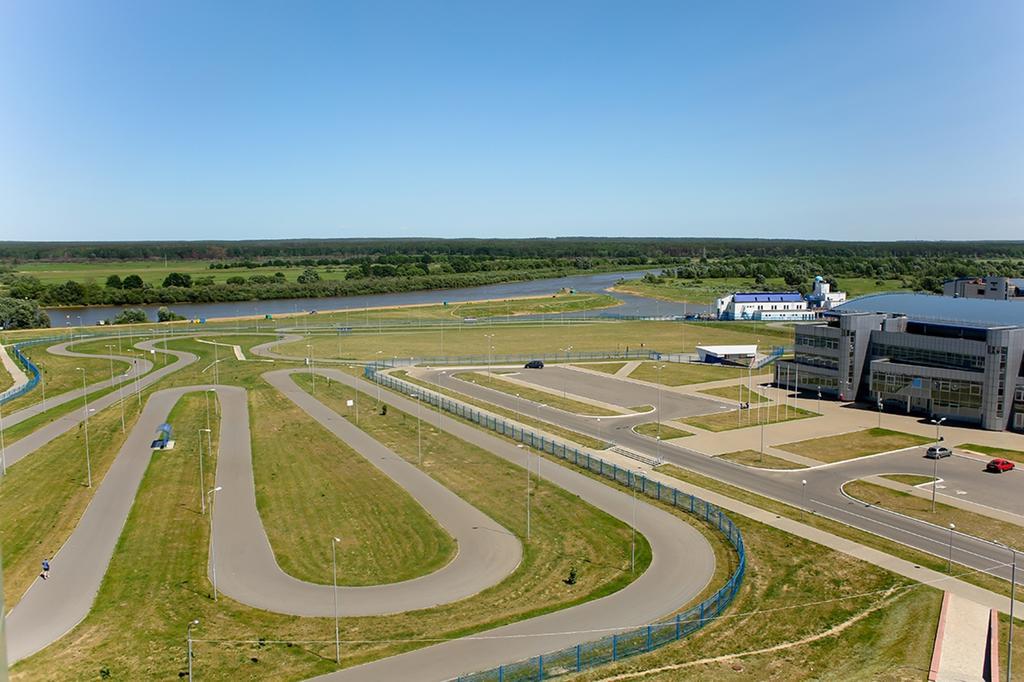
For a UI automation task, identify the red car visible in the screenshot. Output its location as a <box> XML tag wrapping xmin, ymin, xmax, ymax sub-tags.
<box><xmin>986</xmin><ymin>458</ymin><xmax>1015</xmax><ymax>473</ymax></box>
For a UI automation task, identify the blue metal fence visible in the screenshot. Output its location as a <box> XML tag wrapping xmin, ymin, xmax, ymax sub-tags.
<box><xmin>363</xmin><ymin>362</ymin><xmax>746</xmax><ymax>682</ymax></box>
<box><xmin>0</xmin><ymin>335</ymin><xmax>79</xmax><ymax>405</ymax></box>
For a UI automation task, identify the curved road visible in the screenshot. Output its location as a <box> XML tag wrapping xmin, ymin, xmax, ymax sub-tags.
<box><xmin>414</xmin><ymin>364</ymin><xmax>1024</xmax><ymax>587</ymax></box>
<box><xmin>308</xmin><ymin>368</ymin><xmax>717</xmax><ymax>682</ymax></box>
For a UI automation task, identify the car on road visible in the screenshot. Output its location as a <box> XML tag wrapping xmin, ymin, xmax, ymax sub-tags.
<box><xmin>524</xmin><ymin>360</ymin><xmax>544</xmax><ymax>369</ymax></box>
<box><xmin>925</xmin><ymin>446</ymin><xmax>951</xmax><ymax>459</ymax></box>
<box><xmin>986</xmin><ymin>458</ymin><xmax>1015</xmax><ymax>473</ymax></box>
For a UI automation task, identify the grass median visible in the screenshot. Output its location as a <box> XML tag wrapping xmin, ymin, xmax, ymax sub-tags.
<box><xmin>633</xmin><ymin>422</ymin><xmax>693</xmax><ymax>440</ymax></box>
<box><xmin>573</xmin><ymin>361</ymin><xmax>628</xmax><ymax>374</ymax></box>
<box><xmin>628</xmin><ymin>361</ymin><xmax>754</xmax><ymax>387</ymax></box>
<box><xmin>717</xmin><ymin>449</ymin><xmax>807</xmax><ymax>470</ymax></box>
<box><xmin>843</xmin><ymin>480</ymin><xmax>1024</xmax><ymax>550</ymax></box>
<box><xmin>452</xmin><ymin>370</ymin><xmax>624</xmax><ymax>416</ymax></box>
<box><xmin>778</xmin><ymin>428</ymin><xmax>931</xmax><ymax>464</ymax></box>
<box><xmin>682</xmin><ymin>405</ymin><xmax>817</xmax><ymax>432</ymax></box>
<box><xmin>958</xmin><ymin>443</ymin><xmax>1024</xmax><ymax>465</ymax></box>
<box><xmin>699</xmin><ymin>384</ymin><xmax>770</xmax><ymax>403</ymax></box>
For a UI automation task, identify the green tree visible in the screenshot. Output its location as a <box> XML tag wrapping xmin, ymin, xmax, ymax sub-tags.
<box><xmin>297</xmin><ymin>268</ymin><xmax>321</xmax><ymax>284</ymax></box>
<box><xmin>162</xmin><ymin>272</ymin><xmax>193</xmax><ymax>288</ymax></box>
<box><xmin>112</xmin><ymin>308</ymin><xmax>148</xmax><ymax>324</ymax></box>
<box><xmin>0</xmin><ymin>297</ymin><xmax>51</xmax><ymax>329</ymax></box>
<box><xmin>122</xmin><ymin>274</ymin><xmax>144</xmax><ymax>290</ymax></box>
<box><xmin>105</xmin><ymin>274</ymin><xmax>123</xmax><ymax>289</ymax></box>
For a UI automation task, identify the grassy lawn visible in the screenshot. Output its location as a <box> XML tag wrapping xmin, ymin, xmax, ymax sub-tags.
<box><xmin>572</xmin><ymin>361</ymin><xmax>628</xmax><ymax>374</ymax></box>
<box><xmin>654</xmin><ymin>463</ymin><xmax>1016</xmax><ymax>600</ymax></box>
<box><xmin>699</xmin><ymin>384</ymin><xmax>770</xmax><ymax>403</ymax></box>
<box><xmin>277</xmin><ymin>319</ymin><xmax>793</xmax><ymax>361</ymax></box>
<box><xmin>0</xmin><ymin>386</ymin><xmax>146</xmax><ymax>606</ymax></box>
<box><xmin>844</xmin><ymin>480</ymin><xmax>1024</xmax><ymax>551</ymax></box>
<box><xmin>628</xmin><ymin>361</ymin><xmax>752</xmax><ymax>387</ymax></box>
<box><xmin>717</xmin><ymin>450</ymin><xmax>807</xmax><ymax>470</ymax></box>
<box><xmin>391</xmin><ymin>371</ymin><xmax>609</xmax><ymax>450</ymax></box>
<box><xmin>634</xmin><ymin>422</ymin><xmax>693</xmax><ymax>440</ymax></box>
<box><xmin>778</xmin><ymin>428</ymin><xmax>931</xmax><ymax>464</ymax></box>
<box><xmin>252</xmin><ymin>375</ymin><xmax>457</xmax><ymax>585</ymax></box>
<box><xmin>881</xmin><ymin>474</ymin><xmax>935</xmax><ymax>487</ymax></box>
<box><xmin>453</xmin><ymin>370</ymin><xmax>623</xmax><ymax>416</ymax></box>
<box><xmin>682</xmin><ymin>405</ymin><xmax>817</xmax><ymax>432</ymax></box>
<box><xmin>566</xmin><ymin>478</ymin><xmax>940</xmax><ymax>681</ymax></box>
<box><xmin>312</xmin><ymin>292</ymin><xmax>620</xmax><ymax>323</ymax></box>
<box><xmin>958</xmin><ymin>443</ymin><xmax>1024</xmax><ymax>465</ymax></box>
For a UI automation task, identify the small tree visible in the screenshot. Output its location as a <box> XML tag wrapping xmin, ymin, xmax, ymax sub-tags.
<box><xmin>157</xmin><ymin>306</ymin><xmax>185</xmax><ymax>322</ymax></box>
<box><xmin>105</xmin><ymin>274</ymin><xmax>123</xmax><ymax>289</ymax></box>
<box><xmin>122</xmin><ymin>274</ymin><xmax>144</xmax><ymax>290</ymax></box>
<box><xmin>162</xmin><ymin>272</ymin><xmax>193</xmax><ymax>288</ymax></box>
<box><xmin>297</xmin><ymin>268</ymin><xmax>321</xmax><ymax>284</ymax></box>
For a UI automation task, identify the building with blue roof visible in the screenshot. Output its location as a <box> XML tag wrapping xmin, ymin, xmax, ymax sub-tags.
<box><xmin>715</xmin><ymin>291</ymin><xmax>816</xmax><ymax>321</ymax></box>
<box><xmin>775</xmin><ymin>292</ymin><xmax>1024</xmax><ymax>431</ymax></box>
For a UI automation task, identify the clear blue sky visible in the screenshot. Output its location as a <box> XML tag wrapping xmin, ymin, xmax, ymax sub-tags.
<box><xmin>1</xmin><ymin>1</ymin><xmax>1021</xmax><ymax>242</ymax></box>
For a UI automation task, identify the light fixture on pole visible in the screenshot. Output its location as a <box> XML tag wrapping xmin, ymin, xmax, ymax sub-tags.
<box><xmin>199</xmin><ymin>429</ymin><xmax>211</xmax><ymax>513</ymax></box>
<box><xmin>105</xmin><ymin>344</ymin><xmax>125</xmax><ymax>433</ymax></box>
<box><xmin>801</xmin><ymin>479</ymin><xmax>807</xmax><ymax>518</ymax></box>
<box><xmin>76</xmin><ymin>367</ymin><xmax>92</xmax><ymax>488</ymax></box>
<box><xmin>930</xmin><ymin>417</ymin><xmax>946</xmax><ymax>513</ymax></box>
<box><xmin>947</xmin><ymin>523</ymin><xmax>955</xmax><ymax>573</ymax></box>
<box><xmin>994</xmin><ymin>542</ymin><xmax>1017</xmax><ymax>682</ymax></box>
<box><xmin>631</xmin><ymin>472</ymin><xmax>637</xmax><ymax>573</ymax></box>
<box><xmin>187</xmin><ymin>619</ymin><xmax>199</xmax><ymax>680</ymax></box>
<box><xmin>332</xmin><ymin>536</ymin><xmax>342</xmax><ymax>664</ymax></box>
<box><xmin>207</xmin><ymin>486</ymin><xmax>223</xmax><ymax>600</ymax></box>
<box><xmin>0</xmin><ymin>398</ymin><xmax>6</xmax><ymax>476</ymax></box>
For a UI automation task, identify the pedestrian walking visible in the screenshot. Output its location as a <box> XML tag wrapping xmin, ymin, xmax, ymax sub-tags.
<box><xmin>41</xmin><ymin>558</ymin><xmax>50</xmax><ymax>580</ymax></box>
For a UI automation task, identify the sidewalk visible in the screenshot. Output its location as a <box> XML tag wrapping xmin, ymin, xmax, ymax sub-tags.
<box><xmin>933</xmin><ymin>593</ymin><xmax>989</xmax><ymax>681</ymax></box>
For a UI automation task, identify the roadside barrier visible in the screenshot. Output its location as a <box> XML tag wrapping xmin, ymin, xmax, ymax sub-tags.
<box><xmin>364</xmin><ymin>362</ymin><xmax>746</xmax><ymax>682</ymax></box>
<box><xmin>0</xmin><ymin>335</ymin><xmax>80</xmax><ymax>404</ymax></box>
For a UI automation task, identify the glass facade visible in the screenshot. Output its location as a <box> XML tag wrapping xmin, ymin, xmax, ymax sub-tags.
<box><xmin>870</xmin><ymin>343</ymin><xmax>985</xmax><ymax>372</ymax></box>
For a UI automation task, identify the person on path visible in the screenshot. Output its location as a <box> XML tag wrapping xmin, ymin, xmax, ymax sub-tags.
<box><xmin>41</xmin><ymin>558</ymin><xmax>50</xmax><ymax>580</ymax></box>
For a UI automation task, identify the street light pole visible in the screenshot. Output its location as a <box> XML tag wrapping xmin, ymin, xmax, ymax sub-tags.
<box><xmin>877</xmin><ymin>399</ymin><xmax>883</xmax><ymax>428</ymax></box>
<box><xmin>187</xmin><ymin>619</ymin><xmax>199</xmax><ymax>680</ymax></box>
<box><xmin>332</xmin><ymin>536</ymin><xmax>341</xmax><ymax>664</ymax></box>
<box><xmin>760</xmin><ymin>419</ymin><xmax>765</xmax><ymax>463</ymax></box>
<box><xmin>307</xmin><ymin>344</ymin><xmax>316</xmax><ymax>394</ymax></box>
<box><xmin>801</xmin><ymin>479</ymin><xmax>807</xmax><ymax>518</ymax></box>
<box><xmin>631</xmin><ymin>474</ymin><xmax>637</xmax><ymax>573</ymax></box>
<box><xmin>1009</xmin><ymin>547</ymin><xmax>1017</xmax><ymax>682</ymax></box>
<box><xmin>417</xmin><ymin>391</ymin><xmax>423</xmax><ymax>467</ymax></box>
<box><xmin>0</xmin><ymin>399</ymin><xmax>6</xmax><ymax>476</ymax></box>
<box><xmin>106</xmin><ymin>344</ymin><xmax>125</xmax><ymax>433</ymax></box>
<box><xmin>77</xmin><ymin>367</ymin><xmax>92</xmax><ymax>488</ymax></box>
<box><xmin>931</xmin><ymin>417</ymin><xmax>946</xmax><ymax>513</ymax></box>
<box><xmin>199</xmin><ymin>429</ymin><xmax>211</xmax><ymax>513</ymax></box>
<box><xmin>207</xmin><ymin>486</ymin><xmax>223</xmax><ymax>600</ymax></box>
<box><xmin>947</xmin><ymin>523</ymin><xmax>955</xmax><ymax>573</ymax></box>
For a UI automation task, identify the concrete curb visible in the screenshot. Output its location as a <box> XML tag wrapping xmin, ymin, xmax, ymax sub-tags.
<box><xmin>929</xmin><ymin>591</ymin><xmax>951</xmax><ymax>681</ymax></box>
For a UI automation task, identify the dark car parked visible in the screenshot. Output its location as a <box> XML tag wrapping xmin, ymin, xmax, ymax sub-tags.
<box><xmin>524</xmin><ymin>360</ymin><xmax>544</xmax><ymax>369</ymax></box>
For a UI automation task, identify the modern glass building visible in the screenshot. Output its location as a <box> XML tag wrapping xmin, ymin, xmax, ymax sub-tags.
<box><xmin>775</xmin><ymin>293</ymin><xmax>1024</xmax><ymax>431</ymax></box>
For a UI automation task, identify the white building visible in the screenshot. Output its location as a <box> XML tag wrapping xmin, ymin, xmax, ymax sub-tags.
<box><xmin>715</xmin><ymin>292</ymin><xmax>815</xmax><ymax>321</ymax></box>
<box><xmin>696</xmin><ymin>344</ymin><xmax>758</xmax><ymax>365</ymax></box>
<box><xmin>806</xmin><ymin>276</ymin><xmax>847</xmax><ymax>310</ymax></box>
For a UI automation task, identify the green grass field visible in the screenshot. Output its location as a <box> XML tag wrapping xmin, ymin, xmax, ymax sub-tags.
<box><xmin>277</xmin><ymin>319</ymin><xmax>793</xmax><ymax>362</ymax></box>
<box><xmin>682</xmin><ymin>405</ymin><xmax>817</xmax><ymax>432</ymax></box>
<box><xmin>778</xmin><ymin>428</ymin><xmax>931</xmax><ymax>464</ymax></box>
<box><xmin>880</xmin><ymin>474</ymin><xmax>934</xmax><ymax>487</ymax></box>
<box><xmin>572</xmin><ymin>361</ymin><xmax>628</xmax><ymax>374</ymax></box>
<box><xmin>699</xmin><ymin>384</ymin><xmax>770</xmax><ymax>403</ymax></box>
<box><xmin>12</xmin><ymin>259</ymin><xmax>357</xmax><ymax>287</ymax></box>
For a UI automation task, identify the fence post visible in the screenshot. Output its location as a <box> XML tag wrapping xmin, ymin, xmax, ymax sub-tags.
<box><xmin>612</xmin><ymin>634</ymin><xmax>617</xmax><ymax>660</ymax></box>
<box><xmin>647</xmin><ymin>624</ymin><xmax>653</xmax><ymax>650</ymax></box>
<box><xmin>499</xmin><ymin>665</ymin><xmax>504</xmax><ymax>682</ymax></box>
<box><xmin>672</xmin><ymin>488</ymin><xmax>678</xmax><ymax>506</ymax></box>
<box><xmin>538</xmin><ymin>654</ymin><xmax>543</xmax><ymax>679</ymax></box>
<box><xmin>676</xmin><ymin>613</ymin><xmax>682</xmax><ymax>639</ymax></box>
<box><xmin>576</xmin><ymin>644</ymin><xmax>582</xmax><ymax>671</ymax></box>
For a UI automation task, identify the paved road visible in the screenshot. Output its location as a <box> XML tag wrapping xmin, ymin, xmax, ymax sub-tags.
<box><xmin>0</xmin><ymin>339</ymin><xmax>194</xmax><ymax>469</ymax></box>
<box><xmin>1</xmin><ymin>340</ymin><xmax>154</xmax><ymax>429</ymax></box>
<box><xmin>307</xmin><ymin>368</ymin><xmax>717</xmax><ymax>682</ymax></box>
<box><xmin>413</xmin><ymin>366</ymin><xmax>1024</xmax><ymax>587</ymax></box>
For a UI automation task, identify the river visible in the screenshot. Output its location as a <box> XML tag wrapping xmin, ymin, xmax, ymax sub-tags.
<box><xmin>45</xmin><ymin>269</ymin><xmax>706</xmax><ymax>327</ymax></box>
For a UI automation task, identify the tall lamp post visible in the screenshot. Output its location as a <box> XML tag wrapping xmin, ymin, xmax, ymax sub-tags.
<box><xmin>76</xmin><ymin>367</ymin><xmax>92</xmax><ymax>488</ymax></box>
<box><xmin>187</xmin><ymin>619</ymin><xmax>199</xmax><ymax>680</ymax></box>
<box><xmin>332</xmin><ymin>536</ymin><xmax>342</xmax><ymax>664</ymax></box>
<box><xmin>0</xmin><ymin>398</ymin><xmax>6</xmax><ymax>476</ymax></box>
<box><xmin>199</xmin><ymin>429</ymin><xmax>211</xmax><ymax>513</ymax></box>
<box><xmin>306</xmin><ymin>344</ymin><xmax>316</xmax><ymax>393</ymax></box>
<box><xmin>946</xmin><ymin>523</ymin><xmax>956</xmax><ymax>573</ymax></box>
<box><xmin>996</xmin><ymin>541</ymin><xmax>1018</xmax><ymax>682</ymax></box>
<box><xmin>559</xmin><ymin>346</ymin><xmax>573</xmax><ymax>397</ymax></box>
<box><xmin>631</xmin><ymin>472</ymin><xmax>638</xmax><ymax>573</ymax></box>
<box><xmin>105</xmin><ymin>343</ymin><xmax>125</xmax><ymax>433</ymax></box>
<box><xmin>484</xmin><ymin>334</ymin><xmax>495</xmax><ymax>378</ymax></box>
<box><xmin>877</xmin><ymin>398</ymin><xmax>883</xmax><ymax>428</ymax></box>
<box><xmin>207</xmin><ymin>486</ymin><xmax>223</xmax><ymax>600</ymax></box>
<box><xmin>801</xmin><ymin>479</ymin><xmax>807</xmax><ymax>518</ymax></box>
<box><xmin>930</xmin><ymin>417</ymin><xmax>946</xmax><ymax>513</ymax></box>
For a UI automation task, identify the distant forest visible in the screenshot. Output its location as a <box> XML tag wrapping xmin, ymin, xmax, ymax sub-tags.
<box><xmin>3</xmin><ymin>238</ymin><xmax>1024</xmax><ymax>328</ymax></box>
<box><xmin>4</xmin><ymin>237</ymin><xmax>1024</xmax><ymax>262</ymax></box>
